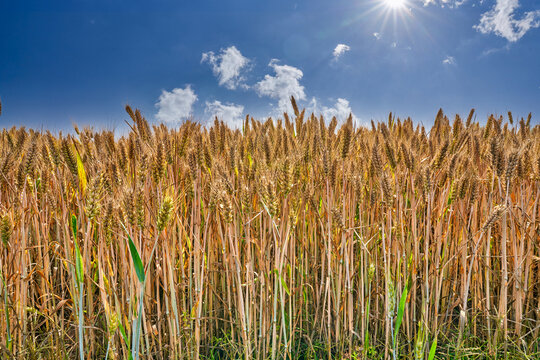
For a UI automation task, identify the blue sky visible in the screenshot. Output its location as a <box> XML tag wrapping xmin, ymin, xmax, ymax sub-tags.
<box><xmin>0</xmin><ymin>0</ymin><xmax>539</xmax><ymax>132</ymax></box>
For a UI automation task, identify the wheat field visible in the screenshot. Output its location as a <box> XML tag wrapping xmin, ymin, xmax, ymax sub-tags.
<box><xmin>0</xmin><ymin>98</ymin><xmax>539</xmax><ymax>359</ymax></box>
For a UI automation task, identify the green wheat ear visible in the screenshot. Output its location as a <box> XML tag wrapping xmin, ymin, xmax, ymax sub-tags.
<box><xmin>156</xmin><ymin>196</ymin><xmax>173</xmax><ymax>232</ymax></box>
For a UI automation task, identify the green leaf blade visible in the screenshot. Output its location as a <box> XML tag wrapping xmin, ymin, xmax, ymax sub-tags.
<box><xmin>393</xmin><ymin>282</ymin><xmax>408</xmax><ymax>345</ymax></box>
<box><xmin>127</xmin><ymin>236</ymin><xmax>145</xmax><ymax>283</ymax></box>
<box><xmin>71</xmin><ymin>214</ymin><xmax>83</xmax><ymax>284</ymax></box>
<box><xmin>280</xmin><ymin>274</ymin><xmax>290</xmax><ymax>296</ymax></box>
<box><xmin>428</xmin><ymin>336</ymin><xmax>437</xmax><ymax>360</ymax></box>
<box><xmin>75</xmin><ymin>242</ymin><xmax>84</xmax><ymax>284</ymax></box>
<box><xmin>71</xmin><ymin>214</ymin><xmax>77</xmax><ymax>240</ymax></box>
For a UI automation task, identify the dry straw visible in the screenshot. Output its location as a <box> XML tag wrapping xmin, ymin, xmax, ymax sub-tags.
<box><xmin>0</xmin><ymin>100</ymin><xmax>539</xmax><ymax>359</ymax></box>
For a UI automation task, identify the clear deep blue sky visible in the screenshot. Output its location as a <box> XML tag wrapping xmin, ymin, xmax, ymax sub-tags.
<box><xmin>1</xmin><ymin>0</ymin><xmax>539</xmax><ymax>132</ymax></box>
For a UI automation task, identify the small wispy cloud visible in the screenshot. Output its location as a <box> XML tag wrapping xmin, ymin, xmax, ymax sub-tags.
<box><xmin>474</xmin><ymin>0</ymin><xmax>540</xmax><ymax>42</ymax></box>
<box><xmin>205</xmin><ymin>100</ymin><xmax>245</xmax><ymax>129</ymax></box>
<box><xmin>255</xmin><ymin>59</ymin><xmax>306</xmax><ymax>113</ymax></box>
<box><xmin>201</xmin><ymin>46</ymin><xmax>251</xmax><ymax>90</ymax></box>
<box><xmin>155</xmin><ymin>85</ymin><xmax>197</xmax><ymax>124</ymax></box>
<box><xmin>423</xmin><ymin>0</ymin><xmax>466</xmax><ymax>8</ymax></box>
<box><xmin>332</xmin><ymin>44</ymin><xmax>351</xmax><ymax>60</ymax></box>
<box><xmin>442</xmin><ymin>55</ymin><xmax>456</xmax><ymax>65</ymax></box>
<box><xmin>373</xmin><ymin>32</ymin><xmax>381</xmax><ymax>40</ymax></box>
<box><xmin>391</xmin><ymin>42</ymin><xmax>397</xmax><ymax>48</ymax></box>
<box><xmin>480</xmin><ymin>43</ymin><xmax>511</xmax><ymax>57</ymax></box>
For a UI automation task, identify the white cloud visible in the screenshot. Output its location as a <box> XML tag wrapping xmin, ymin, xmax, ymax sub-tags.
<box><xmin>308</xmin><ymin>97</ymin><xmax>361</xmax><ymax>126</ymax></box>
<box><xmin>322</xmin><ymin>98</ymin><xmax>359</xmax><ymax>125</ymax></box>
<box><xmin>373</xmin><ymin>32</ymin><xmax>382</xmax><ymax>40</ymax></box>
<box><xmin>474</xmin><ymin>0</ymin><xmax>540</xmax><ymax>42</ymax></box>
<box><xmin>332</xmin><ymin>44</ymin><xmax>351</xmax><ymax>60</ymax></box>
<box><xmin>391</xmin><ymin>42</ymin><xmax>397</xmax><ymax>48</ymax></box>
<box><xmin>254</xmin><ymin>59</ymin><xmax>306</xmax><ymax>113</ymax></box>
<box><xmin>205</xmin><ymin>100</ymin><xmax>245</xmax><ymax>129</ymax></box>
<box><xmin>155</xmin><ymin>86</ymin><xmax>197</xmax><ymax>124</ymax></box>
<box><xmin>442</xmin><ymin>55</ymin><xmax>456</xmax><ymax>65</ymax></box>
<box><xmin>201</xmin><ymin>46</ymin><xmax>251</xmax><ymax>90</ymax></box>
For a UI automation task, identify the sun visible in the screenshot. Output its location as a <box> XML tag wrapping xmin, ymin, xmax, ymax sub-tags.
<box><xmin>383</xmin><ymin>0</ymin><xmax>407</xmax><ymax>10</ymax></box>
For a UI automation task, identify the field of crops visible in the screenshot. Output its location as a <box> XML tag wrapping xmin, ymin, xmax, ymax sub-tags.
<box><xmin>0</xmin><ymin>99</ymin><xmax>539</xmax><ymax>359</ymax></box>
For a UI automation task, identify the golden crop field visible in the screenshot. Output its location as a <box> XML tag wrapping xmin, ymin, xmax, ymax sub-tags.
<box><xmin>0</xmin><ymin>98</ymin><xmax>539</xmax><ymax>359</ymax></box>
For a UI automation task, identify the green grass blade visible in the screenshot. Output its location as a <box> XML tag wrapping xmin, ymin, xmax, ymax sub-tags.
<box><xmin>78</xmin><ymin>285</ymin><xmax>84</xmax><ymax>360</ymax></box>
<box><xmin>128</xmin><ymin>239</ymin><xmax>145</xmax><ymax>283</ymax></box>
<box><xmin>71</xmin><ymin>215</ymin><xmax>84</xmax><ymax>360</ymax></box>
<box><xmin>118</xmin><ymin>320</ymin><xmax>130</xmax><ymax>348</ymax></box>
<box><xmin>118</xmin><ymin>318</ymin><xmax>134</xmax><ymax>360</ymax></box>
<box><xmin>280</xmin><ymin>273</ymin><xmax>290</xmax><ymax>296</ymax></box>
<box><xmin>1</xmin><ymin>273</ymin><xmax>12</xmax><ymax>351</ymax></box>
<box><xmin>132</xmin><ymin>286</ymin><xmax>144</xmax><ymax>360</ymax></box>
<box><xmin>393</xmin><ymin>281</ymin><xmax>408</xmax><ymax>346</ymax></box>
<box><xmin>75</xmin><ymin>241</ymin><xmax>84</xmax><ymax>285</ymax></box>
<box><xmin>120</xmin><ymin>222</ymin><xmax>145</xmax><ymax>360</ymax></box>
<box><xmin>428</xmin><ymin>336</ymin><xmax>437</xmax><ymax>360</ymax></box>
<box><xmin>121</xmin><ymin>222</ymin><xmax>145</xmax><ymax>283</ymax></box>
<box><xmin>71</xmin><ymin>214</ymin><xmax>84</xmax><ymax>285</ymax></box>
<box><xmin>71</xmin><ymin>214</ymin><xmax>77</xmax><ymax>239</ymax></box>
